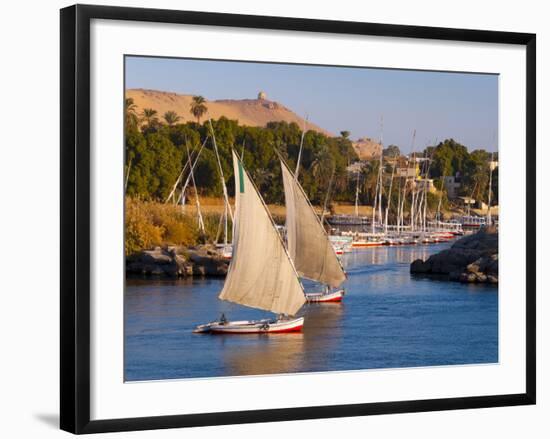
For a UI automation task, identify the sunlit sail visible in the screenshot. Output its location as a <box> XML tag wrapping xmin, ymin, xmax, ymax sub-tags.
<box><xmin>280</xmin><ymin>159</ymin><xmax>347</xmax><ymax>302</ymax></box>
<box><xmin>194</xmin><ymin>150</ymin><xmax>306</xmax><ymax>333</ymax></box>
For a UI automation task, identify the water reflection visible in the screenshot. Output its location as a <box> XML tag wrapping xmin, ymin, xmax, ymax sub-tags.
<box><xmin>222</xmin><ymin>304</ymin><xmax>344</xmax><ymax>376</ymax></box>
<box><xmin>343</xmin><ymin>244</ymin><xmax>436</xmax><ymax>269</ymax></box>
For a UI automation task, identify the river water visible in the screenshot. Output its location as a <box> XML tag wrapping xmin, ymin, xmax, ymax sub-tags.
<box><xmin>125</xmin><ymin>242</ymin><xmax>498</xmax><ymax>381</ymax></box>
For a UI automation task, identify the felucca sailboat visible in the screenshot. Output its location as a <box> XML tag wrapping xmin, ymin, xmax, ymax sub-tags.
<box><xmin>280</xmin><ymin>159</ymin><xmax>347</xmax><ymax>303</ymax></box>
<box><xmin>194</xmin><ymin>151</ymin><xmax>306</xmax><ymax>334</ymax></box>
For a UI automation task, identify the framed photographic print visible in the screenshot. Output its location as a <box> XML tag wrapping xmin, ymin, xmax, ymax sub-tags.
<box><xmin>60</xmin><ymin>4</ymin><xmax>536</xmax><ymax>434</ymax></box>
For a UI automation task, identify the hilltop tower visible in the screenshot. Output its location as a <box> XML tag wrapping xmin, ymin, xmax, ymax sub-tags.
<box><xmin>257</xmin><ymin>91</ymin><xmax>267</xmax><ymax>100</ymax></box>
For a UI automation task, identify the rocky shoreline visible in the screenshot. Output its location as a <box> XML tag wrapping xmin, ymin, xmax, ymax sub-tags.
<box><xmin>126</xmin><ymin>245</ymin><xmax>229</xmax><ymax>277</ymax></box>
<box><xmin>410</xmin><ymin>226</ymin><xmax>498</xmax><ymax>284</ymax></box>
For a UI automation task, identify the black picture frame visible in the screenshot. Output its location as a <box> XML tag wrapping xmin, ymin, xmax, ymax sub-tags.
<box><xmin>60</xmin><ymin>4</ymin><xmax>536</xmax><ymax>434</ymax></box>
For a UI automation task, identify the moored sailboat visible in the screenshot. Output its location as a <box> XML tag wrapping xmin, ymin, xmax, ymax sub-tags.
<box><xmin>194</xmin><ymin>151</ymin><xmax>306</xmax><ymax>334</ymax></box>
<box><xmin>280</xmin><ymin>159</ymin><xmax>347</xmax><ymax>303</ymax></box>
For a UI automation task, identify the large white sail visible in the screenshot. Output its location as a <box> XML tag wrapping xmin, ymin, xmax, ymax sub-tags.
<box><xmin>281</xmin><ymin>160</ymin><xmax>346</xmax><ymax>288</ymax></box>
<box><xmin>219</xmin><ymin>152</ymin><xmax>306</xmax><ymax>316</ymax></box>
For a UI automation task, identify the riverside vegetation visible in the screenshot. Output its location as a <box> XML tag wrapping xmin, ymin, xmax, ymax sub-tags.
<box><xmin>125</xmin><ymin>97</ymin><xmax>499</xmax><ymax>261</ymax></box>
<box><xmin>126</xmin><ymin>98</ymin><xmax>497</xmax><ymax>205</ymax></box>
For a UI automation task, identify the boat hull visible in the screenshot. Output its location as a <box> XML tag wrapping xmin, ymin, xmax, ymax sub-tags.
<box><xmin>352</xmin><ymin>241</ymin><xmax>384</xmax><ymax>248</ymax></box>
<box><xmin>305</xmin><ymin>289</ymin><xmax>345</xmax><ymax>303</ymax></box>
<box><xmin>194</xmin><ymin>317</ymin><xmax>304</xmax><ymax>334</ymax></box>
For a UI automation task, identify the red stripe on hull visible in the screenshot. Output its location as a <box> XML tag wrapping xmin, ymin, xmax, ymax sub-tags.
<box><xmin>209</xmin><ymin>324</ymin><xmax>303</xmax><ymax>334</ymax></box>
<box><xmin>306</xmin><ymin>291</ymin><xmax>345</xmax><ymax>303</ymax></box>
<box><xmin>317</xmin><ymin>296</ymin><xmax>343</xmax><ymax>303</ymax></box>
<box><xmin>269</xmin><ymin>324</ymin><xmax>303</xmax><ymax>333</ymax></box>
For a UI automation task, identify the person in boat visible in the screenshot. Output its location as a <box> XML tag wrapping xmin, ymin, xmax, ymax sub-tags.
<box><xmin>219</xmin><ymin>313</ymin><xmax>227</xmax><ymax>325</ymax></box>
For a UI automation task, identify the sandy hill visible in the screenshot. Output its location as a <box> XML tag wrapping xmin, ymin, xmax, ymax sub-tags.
<box><xmin>352</xmin><ymin>137</ymin><xmax>382</xmax><ymax>160</ymax></box>
<box><xmin>126</xmin><ymin>89</ymin><xmax>333</xmax><ymax>137</ymax></box>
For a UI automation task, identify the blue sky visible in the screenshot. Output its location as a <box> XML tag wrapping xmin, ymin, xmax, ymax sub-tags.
<box><xmin>126</xmin><ymin>56</ymin><xmax>498</xmax><ymax>152</ymax></box>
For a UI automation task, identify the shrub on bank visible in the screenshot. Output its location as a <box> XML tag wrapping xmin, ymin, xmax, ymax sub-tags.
<box><xmin>125</xmin><ymin>197</ymin><xmax>231</xmax><ymax>255</ymax></box>
<box><xmin>125</xmin><ymin>198</ymin><xmax>164</xmax><ymax>256</ymax></box>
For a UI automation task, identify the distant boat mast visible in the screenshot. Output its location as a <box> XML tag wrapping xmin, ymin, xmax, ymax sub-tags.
<box><xmin>208</xmin><ymin>118</ymin><xmax>235</xmax><ymax>246</ymax></box>
<box><xmin>487</xmin><ymin>152</ymin><xmax>494</xmax><ymax>225</ymax></box>
<box><xmin>354</xmin><ymin>171</ymin><xmax>360</xmax><ymax>217</ymax></box>
<box><xmin>165</xmin><ymin>136</ymin><xmax>207</xmax><ymax>204</ymax></box>
<box><xmin>377</xmin><ymin>116</ymin><xmax>384</xmax><ymax>228</ymax></box>
<box><xmin>384</xmin><ymin>152</ymin><xmax>397</xmax><ymax>234</ymax></box>
<box><xmin>295</xmin><ymin>115</ymin><xmax>308</xmax><ymax>180</ymax></box>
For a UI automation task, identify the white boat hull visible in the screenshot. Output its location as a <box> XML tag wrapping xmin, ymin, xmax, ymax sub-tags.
<box><xmin>305</xmin><ymin>289</ymin><xmax>345</xmax><ymax>303</ymax></box>
<box><xmin>352</xmin><ymin>241</ymin><xmax>384</xmax><ymax>248</ymax></box>
<box><xmin>194</xmin><ymin>317</ymin><xmax>304</xmax><ymax>334</ymax></box>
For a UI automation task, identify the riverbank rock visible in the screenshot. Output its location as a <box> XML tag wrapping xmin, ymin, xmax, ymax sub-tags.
<box><xmin>126</xmin><ymin>245</ymin><xmax>229</xmax><ymax>277</ymax></box>
<box><xmin>187</xmin><ymin>245</ymin><xmax>229</xmax><ymax>276</ymax></box>
<box><xmin>410</xmin><ymin>226</ymin><xmax>498</xmax><ymax>285</ymax></box>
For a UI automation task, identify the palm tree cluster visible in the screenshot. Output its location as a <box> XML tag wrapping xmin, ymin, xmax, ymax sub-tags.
<box><xmin>125</xmin><ymin>95</ymin><xmax>209</xmax><ymax>129</ymax></box>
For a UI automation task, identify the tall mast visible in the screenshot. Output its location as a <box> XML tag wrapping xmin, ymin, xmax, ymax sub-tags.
<box><xmin>408</xmin><ymin>130</ymin><xmax>417</xmax><ymax>231</ymax></box>
<box><xmin>401</xmin><ymin>181</ymin><xmax>407</xmax><ymax>233</ymax></box>
<box><xmin>208</xmin><ymin>119</ymin><xmax>234</xmax><ymax>223</ymax></box>
<box><xmin>424</xmin><ymin>142</ymin><xmax>437</xmax><ymax>230</ymax></box>
<box><xmin>281</xmin><ymin>157</ymin><xmax>346</xmax><ymax>288</ymax></box>
<box><xmin>295</xmin><ymin>115</ymin><xmax>308</xmax><ymax>180</ymax></box>
<box><xmin>422</xmin><ymin>157</ymin><xmax>429</xmax><ymax>232</ymax></box>
<box><xmin>384</xmin><ymin>153</ymin><xmax>397</xmax><ymax>234</ymax></box>
<box><xmin>165</xmin><ymin>149</ymin><xmax>197</xmax><ymax>203</ymax></box>
<box><xmin>436</xmin><ymin>177</ymin><xmax>444</xmax><ymax>223</ymax></box>
<box><xmin>377</xmin><ymin>116</ymin><xmax>384</xmax><ymax>227</ymax></box>
<box><xmin>377</xmin><ymin>155</ymin><xmax>383</xmax><ymax>227</ymax></box>
<box><xmin>185</xmin><ymin>143</ymin><xmax>205</xmax><ymax>234</ymax></box>
<box><xmin>178</xmin><ymin>140</ymin><xmax>206</xmax><ymax>209</ymax></box>
<box><xmin>223</xmin><ymin>202</ymin><xmax>228</xmax><ymax>245</ymax></box>
<box><xmin>321</xmin><ymin>166</ymin><xmax>335</xmax><ymax>225</ymax></box>
<box><xmin>410</xmin><ymin>156</ymin><xmax>416</xmax><ymax>231</ymax></box>
<box><xmin>354</xmin><ymin>171</ymin><xmax>360</xmax><ymax>217</ymax></box>
<box><xmin>396</xmin><ymin>156</ymin><xmax>402</xmax><ymax>233</ymax></box>
<box><xmin>487</xmin><ymin>152</ymin><xmax>494</xmax><ymax>225</ymax></box>
<box><xmin>416</xmin><ymin>150</ymin><xmax>429</xmax><ymax>232</ymax></box>
<box><xmin>124</xmin><ymin>158</ymin><xmax>132</xmax><ymax>192</ymax></box>
<box><xmin>372</xmin><ymin>161</ymin><xmax>379</xmax><ymax>234</ymax></box>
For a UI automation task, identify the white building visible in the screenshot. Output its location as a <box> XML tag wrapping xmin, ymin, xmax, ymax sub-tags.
<box><xmin>444</xmin><ymin>174</ymin><xmax>461</xmax><ymax>199</ymax></box>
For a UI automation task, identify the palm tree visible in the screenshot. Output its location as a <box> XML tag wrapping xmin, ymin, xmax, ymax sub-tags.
<box><xmin>311</xmin><ymin>146</ymin><xmax>332</xmax><ymax>182</ymax></box>
<box><xmin>141</xmin><ymin>108</ymin><xmax>158</xmax><ymax>126</ymax></box>
<box><xmin>163</xmin><ymin>110</ymin><xmax>180</xmax><ymax>126</ymax></box>
<box><xmin>190</xmin><ymin>95</ymin><xmax>208</xmax><ymax>124</ymax></box>
<box><xmin>125</xmin><ymin>98</ymin><xmax>139</xmax><ymax>129</ymax></box>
